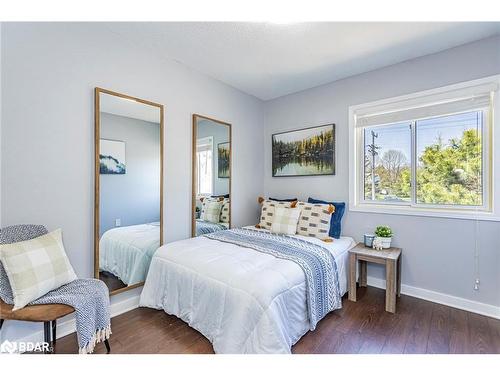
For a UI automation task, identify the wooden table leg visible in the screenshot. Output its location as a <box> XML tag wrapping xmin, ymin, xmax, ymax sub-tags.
<box><xmin>385</xmin><ymin>259</ymin><xmax>397</xmax><ymax>313</ymax></box>
<box><xmin>397</xmin><ymin>254</ymin><xmax>402</xmax><ymax>297</ymax></box>
<box><xmin>359</xmin><ymin>260</ymin><xmax>367</xmax><ymax>287</ymax></box>
<box><xmin>348</xmin><ymin>253</ymin><xmax>357</xmax><ymax>302</ymax></box>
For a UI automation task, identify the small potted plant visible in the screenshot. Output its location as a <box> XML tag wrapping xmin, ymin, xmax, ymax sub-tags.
<box><xmin>374</xmin><ymin>225</ymin><xmax>393</xmax><ymax>249</ymax></box>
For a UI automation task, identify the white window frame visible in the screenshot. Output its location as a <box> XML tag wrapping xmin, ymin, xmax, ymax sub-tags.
<box><xmin>196</xmin><ymin>136</ymin><xmax>214</xmax><ymax>197</ymax></box>
<box><xmin>349</xmin><ymin>75</ymin><xmax>500</xmax><ymax>221</ymax></box>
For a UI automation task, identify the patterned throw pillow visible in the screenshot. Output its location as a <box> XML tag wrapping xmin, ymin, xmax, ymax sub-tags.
<box><xmin>270</xmin><ymin>207</ymin><xmax>302</xmax><ymax>235</ymax></box>
<box><xmin>307</xmin><ymin>198</ymin><xmax>345</xmax><ymax>239</ymax></box>
<box><xmin>200</xmin><ymin>197</ymin><xmax>222</xmax><ymax>218</ymax></box>
<box><xmin>0</xmin><ymin>228</ymin><xmax>77</xmax><ymax>310</ymax></box>
<box><xmin>220</xmin><ymin>199</ymin><xmax>230</xmax><ymax>223</ymax></box>
<box><xmin>296</xmin><ymin>202</ymin><xmax>335</xmax><ymax>241</ymax></box>
<box><xmin>257</xmin><ymin>199</ymin><xmax>297</xmax><ymax>230</ymax></box>
<box><xmin>201</xmin><ymin>200</ymin><xmax>224</xmax><ymax>223</ymax></box>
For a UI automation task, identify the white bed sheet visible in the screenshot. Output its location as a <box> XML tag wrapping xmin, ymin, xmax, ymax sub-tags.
<box><xmin>139</xmin><ymin>226</ymin><xmax>355</xmax><ymax>353</ymax></box>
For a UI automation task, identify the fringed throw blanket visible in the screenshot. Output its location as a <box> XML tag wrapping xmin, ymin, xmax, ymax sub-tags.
<box><xmin>32</xmin><ymin>279</ymin><xmax>111</xmax><ymax>354</ymax></box>
<box><xmin>0</xmin><ymin>270</ymin><xmax>111</xmax><ymax>354</ymax></box>
<box><xmin>204</xmin><ymin>228</ymin><xmax>342</xmax><ymax>329</ymax></box>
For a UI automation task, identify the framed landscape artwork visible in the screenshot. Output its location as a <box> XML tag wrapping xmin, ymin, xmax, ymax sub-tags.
<box><xmin>100</xmin><ymin>139</ymin><xmax>126</xmax><ymax>174</ymax></box>
<box><xmin>272</xmin><ymin>124</ymin><xmax>335</xmax><ymax>177</ymax></box>
<box><xmin>218</xmin><ymin>142</ymin><xmax>230</xmax><ymax>178</ymax></box>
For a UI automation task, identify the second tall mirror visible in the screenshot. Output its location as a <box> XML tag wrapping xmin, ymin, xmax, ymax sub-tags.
<box><xmin>192</xmin><ymin>114</ymin><xmax>231</xmax><ymax>237</ymax></box>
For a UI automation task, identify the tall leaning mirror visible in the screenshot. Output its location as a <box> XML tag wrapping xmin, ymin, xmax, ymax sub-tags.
<box><xmin>192</xmin><ymin>114</ymin><xmax>231</xmax><ymax>237</ymax></box>
<box><xmin>94</xmin><ymin>88</ymin><xmax>164</xmax><ymax>295</ymax></box>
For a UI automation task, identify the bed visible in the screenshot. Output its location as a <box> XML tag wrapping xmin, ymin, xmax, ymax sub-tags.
<box><xmin>195</xmin><ymin>219</ymin><xmax>229</xmax><ymax>236</ymax></box>
<box><xmin>139</xmin><ymin>226</ymin><xmax>356</xmax><ymax>353</ymax></box>
<box><xmin>99</xmin><ymin>222</ymin><xmax>160</xmax><ymax>286</ymax></box>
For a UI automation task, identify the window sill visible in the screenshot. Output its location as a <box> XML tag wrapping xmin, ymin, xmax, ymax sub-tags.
<box><xmin>349</xmin><ymin>203</ymin><xmax>500</xmax><ymax>222</ymax></box>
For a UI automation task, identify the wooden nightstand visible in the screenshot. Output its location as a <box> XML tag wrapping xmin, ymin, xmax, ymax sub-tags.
<box><xmin>348</xmin><ymin>243</ymin><xmax>402</xmax><ymax>313</ymax></box>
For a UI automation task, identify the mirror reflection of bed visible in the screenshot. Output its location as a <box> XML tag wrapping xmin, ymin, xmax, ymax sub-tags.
<box><xmin>98</xmin><ymin>222</ymin><xmax>160</xmax><ymax>290</ymax></box>
<box><xmin>95</xmin><ymin>88</ymin><xmax>163</xmax><ymax>294</ymax></box>
<box><xmin>192</xmin><ymin>115</ymin><xmax>231</xmax><ymax>237</ymax></box>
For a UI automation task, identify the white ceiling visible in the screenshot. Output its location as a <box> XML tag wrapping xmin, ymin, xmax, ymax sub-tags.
<box><xmin>104</xmin><ymin>22</ymin><xmax>500</xmax><ymax>100</ymax></box>
<box><xmin>100</xmin><ymin>91</ymin><xmax>160</xmax><ymax>123</ymax></box>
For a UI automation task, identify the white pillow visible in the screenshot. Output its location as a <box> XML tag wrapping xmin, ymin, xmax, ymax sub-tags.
<box><xmin>0</xmin><ymin>229</ymin><xmax>77</xmax><ymax>310</ymax></box>
<box><xmin>270</xmin><ymin>207</ymin><xmax>302</xmax><ymax>235</ymax></box>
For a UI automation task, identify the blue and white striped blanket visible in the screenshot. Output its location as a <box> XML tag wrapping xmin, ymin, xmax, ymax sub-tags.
<box><xmin>196</xmin><ymin>220</ymin><xmax>228</xmax><ymax>236</ymax></box>
<box><xmin>204</xmin><ymin>228</ymin><xmax>342</xmax><ymax>329</ymax></box>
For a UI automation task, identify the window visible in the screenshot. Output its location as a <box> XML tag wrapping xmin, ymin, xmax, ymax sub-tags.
<box><xmin>350</xmin><ymin>77</ymin><xmax>498</xmax><ymax>219</ymax></box>
<box><xmin>416</xmin><ymin>111</ymin><xmax>483</xmax><ymax>206</ymax></box>
<box><xmin>364</xmin><ymin>122</ymin><xmax>411</xmax><ymax>203</ymax></box>
<box><xmin>196</xmin><ymin>137</ymin><xmax>213</xmax><ymax>196</ymax></box>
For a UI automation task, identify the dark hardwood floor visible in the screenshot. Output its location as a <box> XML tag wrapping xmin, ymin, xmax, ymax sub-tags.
<box><xmin>99</xmin><ymin>271</ymin><xmax>127</xmax><ymax>292</ymax></box>
<box><xmin>54</xmin><ymin>286</ymin><xmax>500</xmax><ymax>354</ymax></box>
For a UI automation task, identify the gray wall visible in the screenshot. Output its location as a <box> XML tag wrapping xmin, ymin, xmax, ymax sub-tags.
<box><xmin>0</xmin><ymin>23</ymin><xmax>265</xmax><ymax>341</ymax></box>
<box><xmin>197</xmin><ymin>119</ymin><xmax>230</xmax><ymax>196</ymax></box>
<box><xmin>99</xmin><ymin>112</ymin><xmax>160</xmax><ymax>236</ymax></box>
<box><xmin>0</xmin><ymin>23</ymin><xmax>2</xmax><ymax>229</ymax></box>
<box><xmin>264</xmin><ymin>35</ymin><xmax>500</xmax><ymax>308</ymax></box>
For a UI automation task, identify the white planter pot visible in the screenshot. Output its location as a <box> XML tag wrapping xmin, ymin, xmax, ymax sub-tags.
<box><xmin>376</xmin><ymin>236</ymin><xmax>392</xmax><ymax>249</ymax></box>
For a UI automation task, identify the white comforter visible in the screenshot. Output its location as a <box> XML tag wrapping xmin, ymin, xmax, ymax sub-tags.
<box><xmin>139</xmin><ymin>227</ymin><xmax>355</xmax><ymax>353</ymax></box>
<box><xmin>99</xmin><ymin>223</ymin><xmax>160</xmax><ymax>286</ymax></box>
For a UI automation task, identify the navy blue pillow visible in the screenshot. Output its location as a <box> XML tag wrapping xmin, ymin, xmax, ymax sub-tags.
<box><xmin>211</xmin><ymin>194</ymin><xmax>230</xmax><ymax>198</ymax></box>
<box><xmin>307</xmin><ymin>197</ymin><xmax>345</xmax><ymax>239</ymax></box>
<box><xmin>269</xmin><ymin>197</ymin><xmax>297</xmax><ymax>202</ymax></box>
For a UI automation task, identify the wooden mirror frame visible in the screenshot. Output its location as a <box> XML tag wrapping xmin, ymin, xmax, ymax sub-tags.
<box><xmin>94</xmin><ymin>87</ymin><xmax>164</xmax><ymax>295</ymax></box>
<box><xmin>191</xmin><ymin>114</ymin><xmax>232</xmax><ymax>237</ymax></box>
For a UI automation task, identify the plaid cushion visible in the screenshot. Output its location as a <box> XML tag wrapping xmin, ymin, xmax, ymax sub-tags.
<box><xmin>0</xmin><ymin>224</ymin><xmax>49</xmax><ymax>304</ymax></box>
<box><xmin>296</xmin><ymin>202</ymin><xmax>335</xmax><ymax>241</ymax></box>
<box><xmin>258</xmin><ymin>200</ymin><xmax>296</xmax><ymax>230</ymax></box>
<box><xmin>220</xmin><ymin>199</ymin><xmax>230</xmax><ymax>223</ymax></box>
<box><xmin>201</xmin><ymin>200</ymin><xmax>223</xmax><ymax>223</ymax></box>
<box><xmin>0</xmin><ymin>228</ymin><xmax>77</xmax><ymax>310</ymax></box>
<box><xmin>270</xmin><ymin>207</ymin><xmax>301</xmax><ymax>235</ymax></box>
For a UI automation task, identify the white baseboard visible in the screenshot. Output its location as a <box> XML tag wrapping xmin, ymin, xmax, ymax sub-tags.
<box><xmin>15</xmin><ymin>294</ymin><xmax>140</xmax><ymax>345</ymax></box>
<box><xmin>366</xmin><ymin>276</ymin><xmax>500</xmax><ymax>319</ymax></box>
